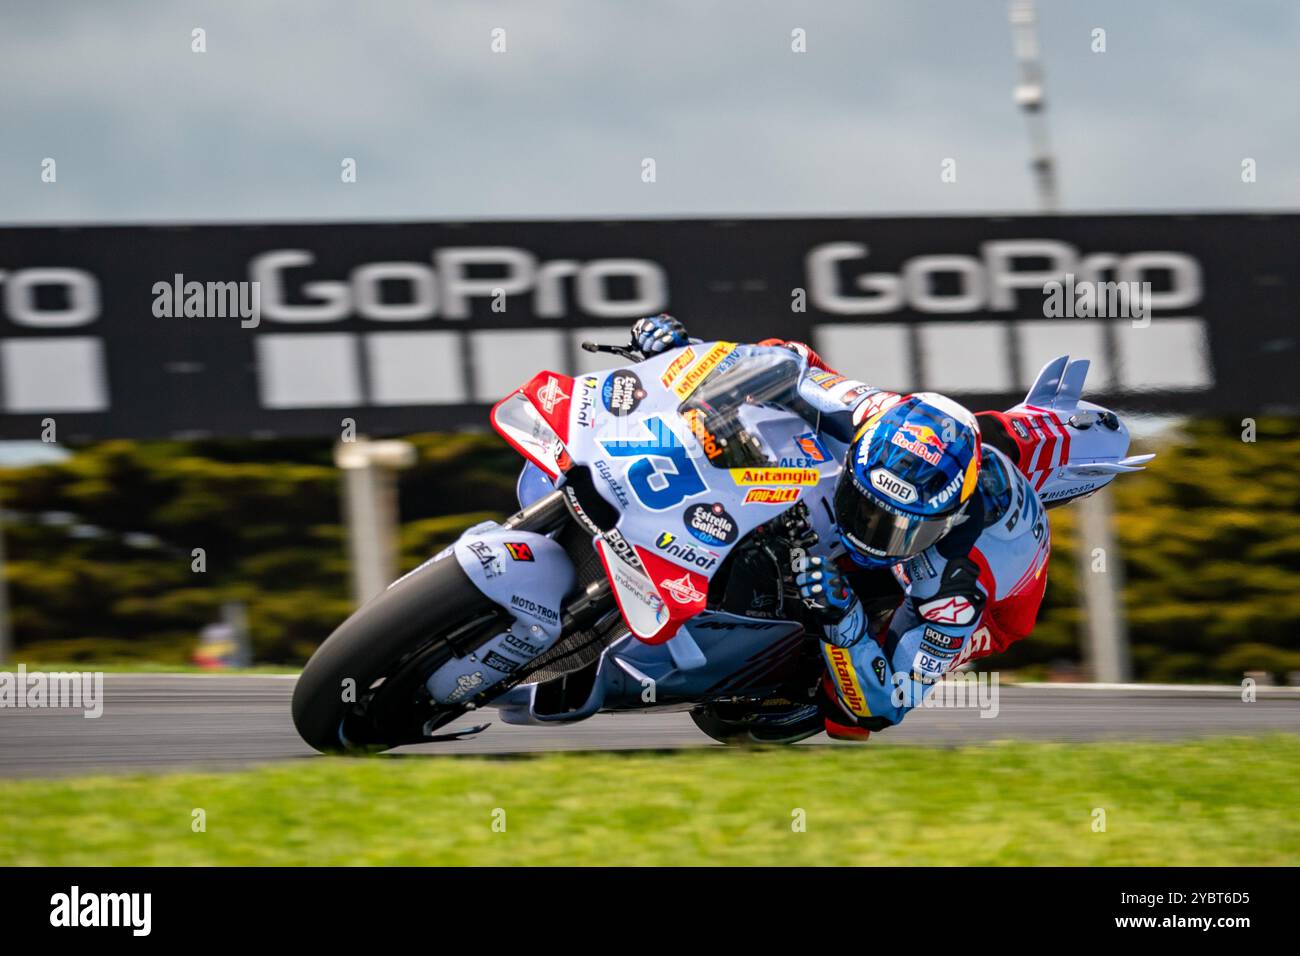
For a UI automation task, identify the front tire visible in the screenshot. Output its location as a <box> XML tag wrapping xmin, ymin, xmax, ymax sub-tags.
<box><xmin>292</xmin><ymin>556</ymin><xmax>501</xmax><ymax>754</ymax></box>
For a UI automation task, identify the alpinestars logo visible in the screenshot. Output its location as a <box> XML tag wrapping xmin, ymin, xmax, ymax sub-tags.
<box><xmin>536</xmin><ymin>376</ymin><xmax>569</xmax><ymax>413</ymax></box>
<box><xmin>660</xmin><ymin>573</ymin><xmax>705</xmax><ymax>604</ymax></box>
<box><xmin>918</xmin><ymin>595</ymin><xmax>977</xmax><ymax>626</ymax></box>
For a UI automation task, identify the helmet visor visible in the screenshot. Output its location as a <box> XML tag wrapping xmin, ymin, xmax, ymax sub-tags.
<box><xmin>833</xmin><ymin>473</ymin><xmax>955</xmax><ymax>561</ymax></box>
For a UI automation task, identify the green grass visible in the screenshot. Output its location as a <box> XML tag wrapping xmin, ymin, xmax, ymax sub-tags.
<box><xmin>3</xmin><ymin>736</ymin><xmax>1298</xmax><ymax>866</ymax></box>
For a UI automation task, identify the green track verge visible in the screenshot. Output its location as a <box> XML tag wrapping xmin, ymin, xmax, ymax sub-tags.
<box><xmin>2</xmin><ymin>736</ymin><xmax>1297</xmax><ymax>866</ymax></box>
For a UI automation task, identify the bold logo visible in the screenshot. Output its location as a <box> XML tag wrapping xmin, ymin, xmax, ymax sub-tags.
<box><xmin>684</xmin><ymin>501</ymin><xmax>738</xmax><ymax>546</ymax></box>
<box><xmin>729</xmin><ymin>467</ymin><xmax>820</xmax><ymax>486</ymax></box>
<box><xmin>672</xmin><ymin>342</ymin><xmax>736</xmax><ymax>400</ymax></box>
<box><xmin>743</xmin><ymin>487</ymin><xmax>801</xmax><ymax>505</ymax></box>
<box><xmin>869</xmin><ymin>467</ymin><xmax>918</xmax><ymax>504</ymax></box>
<box><xmin>504</xmin><ymin>542</ymin><xmax>534</xmax><ymax>561</ymax></box>
<box><xmin>826</xmin><ymin>645</ymin><xmax>870</xmax><ymax>716</ymax></box>
<box><xmin>600</xmin><ymin>416</ymin><xmax>707</xmax><ymax>510</ymax></box>
<box><xmin>601</xmin><ymin>528</ymin><xmax>643</xmax><ymax>569</ymax></box>
<box><xmin>602</xmin><ymin>371</ymin><xmax>646</xmax><ymax>416</ymax></box>
<box><xmin>921</xmin><ymin>626</ymin><xmax>962</xmax><ymax>650</ymax></box>
<box><xmin>536</xmin><ymin>376</ymin><xmax>569</xmax><ymax>414</ymax></box>
<box><xmin>660</xmin><ymin>347</ymin><xmax>696</xmax><ymax>387</ymax></box>
<box><xmin>682</xmin><ymin>408</ymin><xmax>724</xmax><ymax>460</ymax></box>
<box><xmin>660</xmin><ymin>573</ymin><xmax>706</xmax><ymax>605</ymax></box>
<box><xmin>918</xmin><ymin>595</ymin><xmax>977</xmax><ymax>626</ymax></box>
<box><xmin>891</xmin><ymin>423</ymin><xmax>945</xmax><ymax>465</ymax></box>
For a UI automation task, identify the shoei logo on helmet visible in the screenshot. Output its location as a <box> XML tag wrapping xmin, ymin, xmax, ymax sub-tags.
<box><xmin>869</xmin><ymin>467</ymin><xmax>918</xmax><ymax>504</ymax></box>
<box><xmin>891</xmin><ymin>423</ymin><xmax>945</xmax><ymax>466</ymax></box>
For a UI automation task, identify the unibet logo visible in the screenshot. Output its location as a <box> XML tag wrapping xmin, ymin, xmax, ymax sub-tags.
<box><xmin>653</xmin><ymin>531</ymin><xmax>718</xmax><ymax>570</ymax></box>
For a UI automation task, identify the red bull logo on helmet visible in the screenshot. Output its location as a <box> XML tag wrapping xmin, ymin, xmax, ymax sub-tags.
<box><xmin>891</xmin><ymin>422</ymin><xmax>946</xmax><ymax>465</ymax></box>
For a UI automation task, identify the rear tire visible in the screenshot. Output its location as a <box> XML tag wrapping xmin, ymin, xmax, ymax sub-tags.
<box><xmin>689</xmin><ymin>707</ymin><xmax>753</xmax><ymax>744</ymax></box>
<box><xmin>292</xmin><ymin>556</ymin><xmax>499</xmax><ymax>754</ymax></box>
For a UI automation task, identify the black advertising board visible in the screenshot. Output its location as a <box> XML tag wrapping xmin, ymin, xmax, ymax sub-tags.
<box><xmin>0</xmin><ymin>214</ymin><xmax>1294</xmax><ymax>440</ymax></box>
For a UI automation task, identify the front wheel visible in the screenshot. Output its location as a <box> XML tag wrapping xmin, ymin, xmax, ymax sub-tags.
<box><xmin>292</xmin><ymin>555</ymin><xmax>506</xmax><ymax>754</ymax></box>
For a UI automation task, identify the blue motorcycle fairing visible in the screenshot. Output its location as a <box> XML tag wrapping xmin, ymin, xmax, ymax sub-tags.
<box><xmin>489</xmin><ymin>610</ymin><xmax>808</xmax><ymax>725</ymax></box>
<box><xmin>426</xmin><ymin>528</ymin><xmax>575</xmax><ymax>707</ymax></box>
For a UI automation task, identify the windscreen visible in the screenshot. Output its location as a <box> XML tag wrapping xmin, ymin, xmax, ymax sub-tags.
<box><xmin>676</xmin><ymin>347</ymin><xmax>810</xmax><ymax>468</ymax></box>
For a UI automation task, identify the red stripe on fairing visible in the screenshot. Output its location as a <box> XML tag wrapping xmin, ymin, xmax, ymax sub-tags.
<box><xmin>1035</xmin><ymin>416</ymin><xmax>1059</xmax><ymax>483</ymax></box>
<box><xmin>968</xmin><ymin>546</ymin><xmax>1000</xmax><ymax>602</ymax></box>
<box><xmin>1053</xmin><ymin>411</ymin><xmax>1071</xmax><ymax>468</ymax></box>
<box><xmin>1008</xmin><ymin>537</ymin><xmax>1050</xmax><ymax>596</ymax></box>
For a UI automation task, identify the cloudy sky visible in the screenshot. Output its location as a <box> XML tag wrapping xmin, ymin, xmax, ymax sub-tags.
<box><xmin>2</xmin><ymin>0</ymin><xmax>1298</xmax><ymax>223</ymax></box>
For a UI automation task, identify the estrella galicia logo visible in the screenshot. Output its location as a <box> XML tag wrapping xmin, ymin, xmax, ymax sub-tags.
<box><xmin>602</xmin><ymin>371</ymin><xmax>646</xmax><ymax>416</ymax></box>
<box><xmin>684</xmin><ymin>501</ymin><xmax>737</xmax><ymax>546</ymax></box>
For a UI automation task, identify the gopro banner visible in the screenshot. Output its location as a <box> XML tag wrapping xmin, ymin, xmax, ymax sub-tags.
<box><xmin>0</xmin><ymin>214</ymin><xmax>1294</xmax><ymax>440</ymax></box>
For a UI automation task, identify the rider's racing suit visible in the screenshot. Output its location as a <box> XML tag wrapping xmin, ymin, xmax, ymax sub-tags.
<box><xmin>764</xmin><ymin>338</ymin><xmax>1052</xmax><ymax>738</ymax></box>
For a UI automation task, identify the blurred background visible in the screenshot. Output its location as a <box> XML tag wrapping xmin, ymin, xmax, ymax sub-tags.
<box><xmin>1</xmin><ymin>0</ymin><xmax>1298</xmax><ymax>682</ymax></box>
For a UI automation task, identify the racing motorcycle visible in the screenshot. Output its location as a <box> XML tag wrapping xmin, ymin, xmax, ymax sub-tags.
<box><xmin>291</xmin><ymin>340</ymin><xmax>1143</xmax><ymax>752</ymax></box>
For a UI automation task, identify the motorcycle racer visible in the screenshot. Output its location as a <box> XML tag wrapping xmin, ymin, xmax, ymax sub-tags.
<box><xmin>629</xmin><ymin>314</ymin><xmax>1052</xmax><ymax>741</ymax></box>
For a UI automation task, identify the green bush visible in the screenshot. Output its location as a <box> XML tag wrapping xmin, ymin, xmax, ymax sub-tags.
<box><xmin>2</xmin><ymin>417</ymin><xmax>1297</xmax><ymax>678</ymax></box>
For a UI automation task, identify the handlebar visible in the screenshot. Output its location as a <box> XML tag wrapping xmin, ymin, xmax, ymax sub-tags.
<box><xmin>580</xmin><ymin>340</ymin><xmax>644</xmax><ymax>362</ymax></box>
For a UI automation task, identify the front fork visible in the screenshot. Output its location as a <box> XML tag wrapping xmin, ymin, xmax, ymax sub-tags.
<box><xmin>424</xmin><ymin>491</ymin><xmax>614</xmax><ymax>708</ymax></box>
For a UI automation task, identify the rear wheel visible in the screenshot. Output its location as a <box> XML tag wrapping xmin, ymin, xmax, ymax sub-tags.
<box><xmin>291</xmin><ymin>556</ymin><xmax>506</xmax><ymax>753</ymax></box>
<box><xmin>690</xmin><ymin>699</ymin><xmax>824</xmax><ymax>745</ymax></box>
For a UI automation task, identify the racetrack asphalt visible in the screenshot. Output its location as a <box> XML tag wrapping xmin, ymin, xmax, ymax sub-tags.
<box><xmin>2</xmin><ymin>674</ymin><xmax>1299</xmax><ymax>778</ymax></box>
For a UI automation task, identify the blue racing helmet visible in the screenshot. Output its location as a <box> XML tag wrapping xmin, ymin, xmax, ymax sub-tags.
<box><xmin>833</xmin><ymin>392</ymin><xmax>983</xmax><ymax>567</ymax></box>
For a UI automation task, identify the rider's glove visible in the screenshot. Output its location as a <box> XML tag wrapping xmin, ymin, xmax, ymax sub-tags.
<box><xmin>632</xmin><ymin>314</ymin><xmax>690</xmax><ymax>356</ymax></box>
<box><xmin>793</xmin><ymin>555</ymin><xmax>857</xmax><ymax>624</ymax></box>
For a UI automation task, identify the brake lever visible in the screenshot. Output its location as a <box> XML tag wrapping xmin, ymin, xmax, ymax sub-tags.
<box><xmin>580</xmin><ymin>341</ymin><xmax>645</xmax><ymax>362</ymax></box>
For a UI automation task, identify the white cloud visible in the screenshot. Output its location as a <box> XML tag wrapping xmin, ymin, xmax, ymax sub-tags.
<box><xmin>1</xmin><ymin>0</ymin><xmax>1296</xmax><ymax>223</ymax></box>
